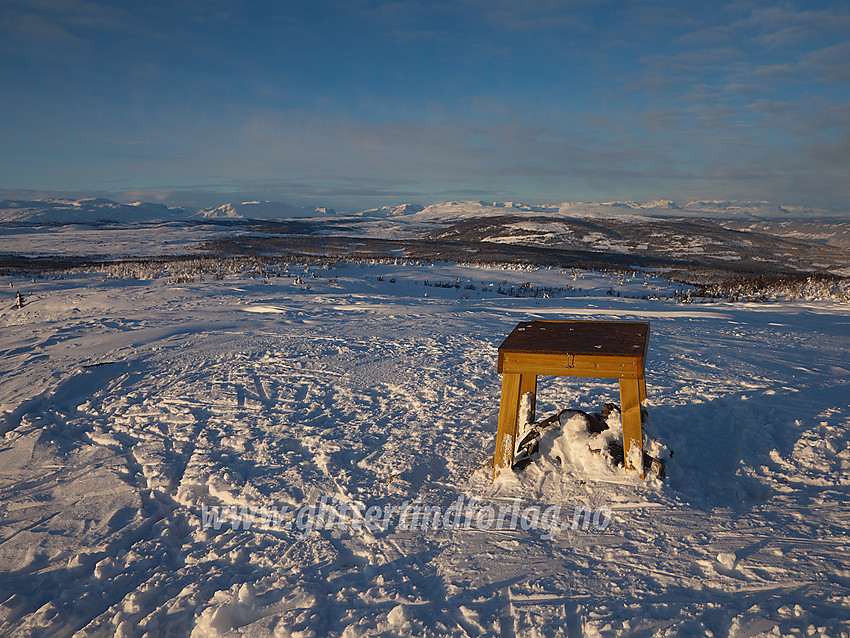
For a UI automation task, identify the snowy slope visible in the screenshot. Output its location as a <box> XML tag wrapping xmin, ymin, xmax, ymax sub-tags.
<box><xmin>1</xmin><ymin>259</ymin><xmax>849</xmax><ymax>637</ymax></box>
<box><xmin>720</xmin><ymin>220</ymin><xmax>850</xmax><ymax>250</ymax></box>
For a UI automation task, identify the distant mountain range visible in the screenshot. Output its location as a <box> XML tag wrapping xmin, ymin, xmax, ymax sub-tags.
<box><xmin>2</xmin><ymin>197</ymin><xmax>848</xmax><ymax>279</ymax></box>
<box><xmin>0</xmin><ymin>197</ymin><xmax>842</xmax><ymax>224</ymax></box>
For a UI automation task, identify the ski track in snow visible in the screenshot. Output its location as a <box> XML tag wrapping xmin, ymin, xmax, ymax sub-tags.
<box><xmin>1</xmin><ymin>263</ymin><xmax>849</xmax><ymax>637</ymax></box>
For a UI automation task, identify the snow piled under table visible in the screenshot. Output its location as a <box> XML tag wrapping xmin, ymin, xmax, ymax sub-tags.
<box><xmin>1</xmin><ymin>262</ymin><xmax>849</xmax><ymax>637</ymax></box>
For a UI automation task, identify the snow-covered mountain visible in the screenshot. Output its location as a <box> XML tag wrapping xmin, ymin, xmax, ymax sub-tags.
<box><xmin>196</xmin><ymin>201</ymin><xmax>335</xmax><ymax>220</ymax></box>
<box><xmin>679</xmin><ymin>200</ymin><xmax>812</xmax><ymax>218</ymax></box>
<box><xmin>1</xmin><ymin>197</ymin><xmax>842</xmax><ymax>225</ymax></box>
<box><xmin>0</xmin><ymin>198</ymin><xmax>188</xmax><ymax>224</ymax></box>
<box><xmin>404</xmin><ymin>199</ymin><xmax>823</xmax><ymax>222</ymax></box>
<box><xmin>0</xmin><ymin>198</ymin><xmax>336</xmax><ymax>224</ymax></box>
<box><xmin>359</xmin><ymin>203</ymin><xmax>425</xmax><ymax>218</ymax></box>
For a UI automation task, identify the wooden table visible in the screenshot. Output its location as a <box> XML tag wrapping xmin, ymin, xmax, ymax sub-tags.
<box><xmin>494</xmin><ymin>320</ymin><xmax>650</xmax><ymax>480</ymax></box>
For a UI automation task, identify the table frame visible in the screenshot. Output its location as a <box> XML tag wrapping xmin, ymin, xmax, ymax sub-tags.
<box><xmin>493</xmin><ymin>320</ymin><xmax>649</xmax><ymax>480</ymax></box>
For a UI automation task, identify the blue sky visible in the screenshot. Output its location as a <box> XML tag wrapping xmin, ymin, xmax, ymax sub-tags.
<box><xmin>1</xmin><ymin>0</ymin><xmax>849</xmax><ymax>212</ymax></box>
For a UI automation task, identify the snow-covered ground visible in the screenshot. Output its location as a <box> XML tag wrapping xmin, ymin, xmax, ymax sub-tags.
<box><xmin>1</xmin><ymin>261</ymin><xmax>849</xmax><ymax>637</ymax></box>
<box><xmin>0</xmin><ymin>223</ymin><xmax>244</xmax><ymax>259</ymax></box>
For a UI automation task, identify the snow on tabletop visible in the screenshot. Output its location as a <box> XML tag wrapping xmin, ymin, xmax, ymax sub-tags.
<box><xmin>0</xmin><ymin>260</ymin><xmax>849</xmax><ymax>637</ymax></box>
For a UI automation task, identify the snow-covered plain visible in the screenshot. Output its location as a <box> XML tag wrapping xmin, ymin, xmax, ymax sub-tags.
<box><xmin>0</xmin><ymin>223</ymin><xmax>243</xmax><ymax>259</ymax></box>
<box><xmin>1</xmin><ymin>258</ymin><xmax>849</xmax><ymax>637</ymax></box>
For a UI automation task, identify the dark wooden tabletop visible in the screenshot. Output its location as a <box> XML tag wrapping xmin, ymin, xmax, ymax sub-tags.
<box><xmin>498</xmin><ymin>320</ymin><xmax>650</xmax><ymax>357</ymax></box>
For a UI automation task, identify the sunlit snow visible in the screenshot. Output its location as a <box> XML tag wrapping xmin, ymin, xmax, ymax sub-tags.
<box><xmin>2</xmin><ymin>252</ymin><xmax>849</xmax><ymax>636</ymax></box>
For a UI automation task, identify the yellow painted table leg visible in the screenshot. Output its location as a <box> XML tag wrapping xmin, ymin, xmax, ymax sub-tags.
<box><xmin>639</xmin><ymin>375</ymin><xmax>647</xmax><ymax>405</ymax></box>
<box><xmin>619</xmin><ymin>377</ymin><xmax>645</xmax><ymax>479</ymax></box>
<box><xmin>493</xmin><ymin>373</ymin><xmax>522</xmax><ymax>480</ymax></box>
<box><xmin>519</xmin><ymin>373</ymin><xmax>538</xmax><ymax>423</ymax></box>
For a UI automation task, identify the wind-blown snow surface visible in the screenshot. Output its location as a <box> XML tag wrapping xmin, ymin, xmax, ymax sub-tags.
<box><xmin>1</xmin><ymin>263</ymin><xmax>849</xmax><ymax>637</ymax></box>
